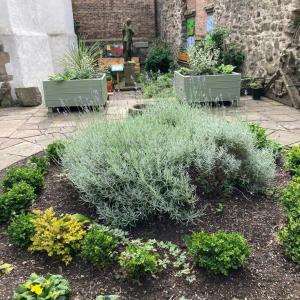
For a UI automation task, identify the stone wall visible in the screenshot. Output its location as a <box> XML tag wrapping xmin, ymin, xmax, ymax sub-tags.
<box><xmin>214</xmin><ymin>0</ymin><xmax>297</xmax><ymax>77</ymax></box>
<box><xmin>158</xmin><ymin>0</ymin><xmax>187</xmax><ymax>55</ymax></box>
<box><xmin>72</xmin><ymin>0</ymin><xmax>156</xmax><ymax>41</ymax></box>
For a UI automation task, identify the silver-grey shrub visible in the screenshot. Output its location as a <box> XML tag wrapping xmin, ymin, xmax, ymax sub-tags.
<box><xmin>62</xmin><ymin>101</ymin><xmax>275</xmax><ymax>227</ymax></box>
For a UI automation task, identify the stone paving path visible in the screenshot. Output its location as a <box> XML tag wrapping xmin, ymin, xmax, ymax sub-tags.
<box><xmin>0</xmin><ymin>93</ymin><xmax>300</xmax><ymax>170</ymax></box>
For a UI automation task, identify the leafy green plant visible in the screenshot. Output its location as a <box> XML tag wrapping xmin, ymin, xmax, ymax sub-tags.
<box><xmin>187</xmin><ymin>42</ymin><xmax>221</xmax><ymax>75</ymax></box>
<box><xmin>185</xmin><ymin>230</ymin><xmax>251</xmax><ymax>275</ymax></box>
<box><xmin>248</xmin><ymin>123</ymin><xmax>283</xmax><ymax>157</ymax></box>
<box><xmin>13</xmin><ymin>273</ymin><xmax>70</xmax><ymax>300</ymax></box>
<box><xmin>96</xmin><ymin>296</ymin><xmax>119</xmax><ymax>300</ymax></box>
<box><xmin>218</xmin><ymin>64</ymin><xmax>235</xmax><ymax>74</ymax></box>
<box><xmin>178</xmin><ymin>67</ymin><xmax>191</xmax><ymax>76</ymax></box>
<box><xmin>2</xmin><ymin>166</ymin><xmax>44</xmax><ymax>193</ymax></box>
<box><xmin>81</xmin><ymin>225</ymin><xmax>118</xmax><ymax>266</ymax></box>
<box><xmin>284</xmin><ymin>145</ymin><xmax>300</xmax><ymax>175</ymax></box>
<box><xmin>205</xmin><ymin>26</ymin><xmax>230</xmax><ymax>52</ymax></box>
<box><xmin>62</xmin><ymin>101</ymin><xmax>275</xmax><ymax>227</ymax></box>
<box><xmin>250</xmin><ymin>79</ymin><xmax>263</xmax><ymax>89</ymax></box>
<box><xmin>140</xmin><ymin>73</ymin><xmax>174</xmax><ymax>98</ymax></box>
<box><xmin>30</xmin><ymin>156</ymin><xmax>50</xmax><ymax>175</ymax></box>
<box><xmin>29</xmin><ymin>208</ymin><xmax>88</xmax><ymax>264</ymax></box>
<box><xmin>145</xmin><ymin>40</ymin><xmax>173</xmax><ymax>73</ymax></box>
<box><xmin>0</xmin><ymin>261</ymin><xmax>14</xmax><ymax>275</ymax></box>
<box><xmin>46</xmin><ymin>141</ymin><xmax>66</xmax><ymax>163</ymax></box>
<box><xmin>281</xmin><ymin>176</ymin><xmax>300</xmax><ymax>211</ymax></box>
<box><xmin>119</xmin><ymin>242</ymin><xmax>160</xmax><ymax>279</ymax></box>
<box><xmin>279</xmin><ymin>219</ymin><xmax>300</xmax><ymax>264</ymax></box>
<box><xmin>0</xmin><ymin>182</ymin><xmax>36</xmax><ymax>223</ymax></box>
<box><xmin>223</xmin><ymin>44</ymin><xmax>245</xmax><ymax>71</ymax></box>
<box><xmin>7</xmin><ymin>213</ymin><xmax>36</xmax><ymax>248</ymax></box>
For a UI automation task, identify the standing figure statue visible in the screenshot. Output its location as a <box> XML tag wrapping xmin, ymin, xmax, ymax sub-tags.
<box><xmin>122</xmin><ymin>18</ymin><xmax>134</xmax><ymax>62</ymax></box>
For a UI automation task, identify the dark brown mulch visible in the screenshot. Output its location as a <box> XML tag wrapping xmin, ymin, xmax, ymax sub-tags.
<box><xmin>0</xmin><ymin>156</ymin><xmax>299</xmax><ymax>300</ymax></box>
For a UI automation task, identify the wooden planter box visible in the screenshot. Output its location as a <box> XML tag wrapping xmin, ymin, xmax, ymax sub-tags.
<box><xmin>174</xmin><ymin>71</ymin><xmax>241</xmax><ymax>105</ymax></box>
<box><xmin>43</xmin><ymin>74</ymin><xmax>108</xmax><ymax>109</ymax></box>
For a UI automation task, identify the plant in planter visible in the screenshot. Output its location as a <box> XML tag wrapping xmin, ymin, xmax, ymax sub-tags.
<box><xmin>250</xmin><ymin>79</ymin><xmax>264</xmax><ymax>100</ymax></box>
<box><xmin>175</xmin><ymin>41</ymin><xmax>240</xmax><ymax>105</ymax></box>
<box><xmin>44</xmin><ymin>40</ymin><xmax>107</xmax><ymax>111</ymax></box>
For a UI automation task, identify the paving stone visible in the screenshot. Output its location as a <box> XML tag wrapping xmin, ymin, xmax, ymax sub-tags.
<box><xmin>268</xmin><ymin>130</ymin><xmax>300</xmax><ymax>145</ymax></box>
<box><xmin>5</xmin><ymin>141</ymin><xmax>43</xmax><ymax>157</ymax></box>
<box><xmin>0</xmin><ymin>120</ymin><xmax>25</xmax><ymax>137</ymax></box>
<box><xmin>10</xmin><ymin>129</ymin><xmax>41</xmax><ymax>139</ymax></box>
<box><xmin>268</xmin><ymin>114</ymin><xmax>297</xmax><ymax>122</ymax></box>
<box><xmin>0</xmin><ymin>138</ymin><xmax>23</xmax><ymax>150</ymax></box>
<box><xmin>0</xmin><ymin>152</ymin><xmax>24</xmax><ymax>170</ymax></box>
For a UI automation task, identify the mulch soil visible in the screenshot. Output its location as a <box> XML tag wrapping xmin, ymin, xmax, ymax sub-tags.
<box><xmin>0</xmin><ymin>154</ymin><xmax>299</xmax><ymax>300</ymax></box>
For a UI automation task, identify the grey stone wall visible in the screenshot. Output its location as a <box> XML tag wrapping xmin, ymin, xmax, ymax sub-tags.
<box><xmin>214</xmin><ymin>0</ymin><xmax>298</xmax><ymax>77</ymax></box>
<box><xmin>158</xmin><ymin>0</ymin><xmax>187</xmax><ymax>56</ymax></box>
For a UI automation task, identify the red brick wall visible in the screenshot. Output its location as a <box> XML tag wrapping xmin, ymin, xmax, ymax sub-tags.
<box><xmin>71</xmin><ymin>0</ymin><xmax>156</xmax><ymax>40</ymax></box>
<box><xmin>186</xmin><ymin>0</ymin><xmax>214</xmax><ymax>38</ymax></box>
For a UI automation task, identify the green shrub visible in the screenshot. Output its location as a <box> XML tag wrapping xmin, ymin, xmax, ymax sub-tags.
<box><xmin>279</xmin><ymin>219</ymin><xmax>300</xmax><ymax>264</ymax></box>
<box><xmin>281</xmin><ymin>176</ymin><xmax>300</xmax><ymax>211</ymax></box>
<box><xmin>30</xmin><ymin>156</ymin><xmax>50</xmax><ymax>175</ymax></box>
<box><xmin>141</xmin><ymin>73</ymin><xmax>174</xmax><ymax>99</ymax></box>
<box><xmin>119</xmin><ymin>242</ymin><xmax>159</xmax><ymax>278</ymax></box>
<box><xmin>29</xmin><ymin>208</ymin><xmax>88</xmax><ymax>264</ymax></box>
<box><xmin>248</xmin><ymin>123</ymin><xmax>283</xmax><ymax>157</ymax></box>
<box><xmin>47</xmin><ymin>141</ymin><xmax>66</xmax><ymax>163</ymax></box>
<box><xmin>284</xmin><ymin>145</ymin><xmax>300</xmax><ymax>174</ymax></box>
<box><xmin>2</xmin><ymin>166</ymin><xmax>44</xmax><ymax>192</ymax></box>
<box><xmin>223</xmin><ymin>44</ymin><xmax>245</xmax><ymax>71</ymax></box>
<box><xmin>0</xmin><ymin>182</ymin><xmax>36</xmax><ymax>223</ymax></box>
<box><xmin>62</xmin><ymin>101</ymin><xmax>275</xmax><ymax>227</ymax></box>
<box><xmin>81</xmin><ymin>225</ymin><xmax>118</xmax><ymax>266</ymax></box>
<box><xmin>185</xmin><ymin>230</ymin><xmax>251</xmax><ymax>275</ymax></box>
<box><xmin>145</xmin><ymin>40</ymin><xmax>173</xmax><ymax>73</ymax></box>
<box><xmin>7</xmin><ymin>213</ymin><xmax>36</xmax><ymax>248</ymax></box>
<box><xmin>13</xmin><ymin>273</ymin><xmax>70</xmax><ymax>299</ymax></box>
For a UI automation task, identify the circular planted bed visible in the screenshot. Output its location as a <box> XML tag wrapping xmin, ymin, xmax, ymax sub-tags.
<box><xmin>0</xmin><ymin>102</ymin><xmax>299</xmax><ymax>300</ymax></box>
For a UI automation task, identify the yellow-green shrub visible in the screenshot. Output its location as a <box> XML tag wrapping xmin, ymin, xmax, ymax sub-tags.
<box><xmin>29</xmin><ymin>208</ymin><xmax>88</xmax><ymax>264</ymax></box>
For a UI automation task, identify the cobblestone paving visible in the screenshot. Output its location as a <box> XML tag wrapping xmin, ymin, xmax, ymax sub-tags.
<box><xmin>0</xmin><ymin>93</ymin><xmax>300</xmax><ymax>170</ymax></box>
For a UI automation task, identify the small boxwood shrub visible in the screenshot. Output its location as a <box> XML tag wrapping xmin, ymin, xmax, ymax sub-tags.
<box><xmin>30</xmin><ymin>156</ymin><xmax>50</xmax><ymax>175</ymax></box>
<box><xmin>13</xmin><ymin>273</ymin><xmax>70</xmax><ymax>299</ymax></box>
<box><xmin>279</xmin><ymin>219</ymin><xmax>300</xmax><ymax>264</ymax></box>
<box><xmin>62</xmin><ymin>101</ymin><xmax>275</xmax><ymax>227</ymax></box>
<box><xmin>284</xmin><ymin>145</ymin><xmax>300</xmax><ymax>175</ymax></box>
<box><xmin>185</xmin><ymin>230</ymin><xmax>251</xmax><ymax>275</ymax></box>
<box><xmin>281</xmin><ymin>176</ymin><xmax>300</xmax><ymax>211</ymax></box>
<box><xmin>29</xmin><ymin>208</ymin><xmax>88</xmax><ymax>264</ymax></box>
<box><xmin>47</xmin><ymin>141</ymin><xmax>66</xmax><ymax>163</ymax></box>
<box><xmin>7</xmin><ymin>213</ymin><xmax>36</xmax><ymax>248</ymax></box>
<box><xmin>119</xmin><ymin>242</ymin><xmax>159</xmax><ymax>279</ymax></box>
<box><xmin>2</xmin><ymin>166</ymin><xmax>44</xmax><ymax>192</ymax></box>
<box><xmin>0</xmin><ymin>182</ymin><xmax>36</xmax><ymax>223</ymax></box>
<box><xmin>81</xmin><ymin>225</ymin><xmax>118</xmax><ymax>266</ymax></box>
<box><xmin>248</xmin><ymin>123</ymin><xmax>282</xmax><ymax>157</ymax></box>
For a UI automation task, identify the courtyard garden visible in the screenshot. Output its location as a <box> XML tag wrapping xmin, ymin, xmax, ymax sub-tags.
<box><xmin>0</xmin><ymin>11</ymin><xmax>300</xmax><ymax>299</ymax></box>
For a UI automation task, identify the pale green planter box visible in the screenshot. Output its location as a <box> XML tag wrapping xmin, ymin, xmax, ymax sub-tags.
<box><xmin>174</xmin><ymin>71</ymin><xmax>241</xmax><ymax>105</ymax></box>
<box><xmin>43</xmin><ymin>74</ymin><xmax>107</xmax><ymax>109</ymax></box>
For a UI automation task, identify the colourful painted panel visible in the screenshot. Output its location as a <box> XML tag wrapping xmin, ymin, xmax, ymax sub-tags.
<box><xmin>206</xmin><ymin>14</ymin><xmax>214</xmax><ymax>33</ymax></box>
<box><xmin>187</xmin><ymin>18</ymin><xmax>195</xmax><ymax>36</ymax></box>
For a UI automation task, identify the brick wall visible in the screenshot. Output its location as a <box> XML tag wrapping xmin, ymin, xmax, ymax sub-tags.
<box><xmin>71</xmin><ymin>0</ymin><xmax>156</xmax><ymax>41</ymax></box>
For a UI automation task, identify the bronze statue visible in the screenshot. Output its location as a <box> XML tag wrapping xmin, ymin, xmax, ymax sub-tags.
<box><xmin>122</xmin><ymin>18</ymin><xmax>134</xmax><ymax>62</ymax></box>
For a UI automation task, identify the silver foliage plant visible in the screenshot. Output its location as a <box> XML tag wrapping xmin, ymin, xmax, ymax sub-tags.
<box><xmin>62</xmin><ymin>101</ymin><xmax>275</xmax><ymax>228</ymax></box>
